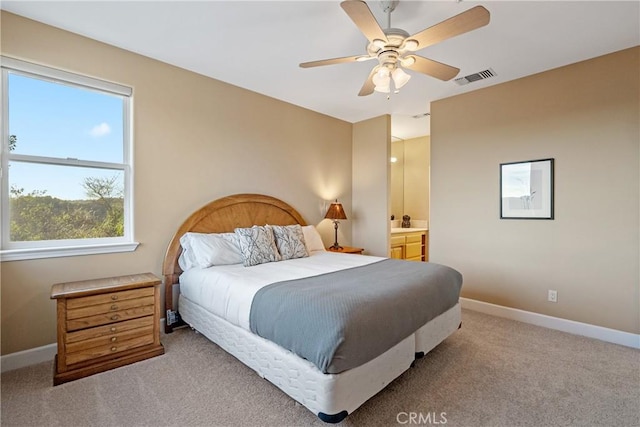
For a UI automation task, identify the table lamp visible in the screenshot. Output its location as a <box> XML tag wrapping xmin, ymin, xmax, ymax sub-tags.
<box><xmin>324</xmin><ymin>200</ymin><xmax>347</xmax><ymax>250</ymax></box>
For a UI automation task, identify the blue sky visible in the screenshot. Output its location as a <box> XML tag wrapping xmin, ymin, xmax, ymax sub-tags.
<box><xmin>8</xmin><ymin>73</ymin><xmax>124</xmax><ymax>200</ymax></box>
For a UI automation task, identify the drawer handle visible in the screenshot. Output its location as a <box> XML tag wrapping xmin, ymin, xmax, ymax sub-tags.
<box><xmin>111</xmin><ymin>346</ymin><xmax>117</xmax><ymax>352</ymax></box>
<box><xmin>111</xmin><ymin>295</ymin><xmax>118</xmax><ymax>301</ymax></box>
<box><xmin>111</xmin><ymin>337</ymin><xmax>117</xmax><ymax>342</ymax></box>
<box><xmin>111</xmin><ymin>315</ymin><xmax>120</xmax><ymax>321</ymax></box>
<box><xmin>110</xmin><ymin>327</ymin><xmax>117</xmax><ymax>332</ymax></box>
<box><xmin>110</xmin><ymin>304</ymin><xmax>118</xmax><ymax>311</ymax></box>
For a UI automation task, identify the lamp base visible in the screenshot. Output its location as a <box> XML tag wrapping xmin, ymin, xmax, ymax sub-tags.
<box><xmin>330</xmin><ymin>220</ymin><xmax>342</xmax><ymax>251</ymax></box>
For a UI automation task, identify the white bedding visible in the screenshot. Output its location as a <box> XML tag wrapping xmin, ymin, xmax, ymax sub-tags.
<box><xmin>179</xmin><ymin>251</ymin><xmax>385</xmax><ymax>330</ymax></box>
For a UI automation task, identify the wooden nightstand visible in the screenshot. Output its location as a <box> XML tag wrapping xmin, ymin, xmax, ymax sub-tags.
<box><xmin>326</xmin><ymin>246</ymin><xmax>365</xmax><ymax>255</ymax></box>
<box><xmin>51</xmin><ymin>273</ymin><xmax>164</xmax><ymax>385</ymax></box>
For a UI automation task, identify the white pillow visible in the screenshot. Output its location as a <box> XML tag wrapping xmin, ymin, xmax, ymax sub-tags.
<box><xmin>234</xmin><ymin>225</ymin><xmax>282</xmax><ymax>267</ymax></box>
<box><xmin>178</xmin><ymin>232</ymin><xmax>243</xmax><ymax>270</ymax></box>
<box><xmin>302</xmin><ymin>225</ymin><xmax>326</xmax><ymax>253</ymax></box>
<box><xmin>270</xmin><ymin>224</ymin><xmax>309</xmax><ymax>260</ymax></box>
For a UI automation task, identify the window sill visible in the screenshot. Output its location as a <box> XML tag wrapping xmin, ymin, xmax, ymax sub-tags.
<box><xmin>0</xmin><ymin>242</ymin><xmax>140</xmax><ymax>262</ymax></box>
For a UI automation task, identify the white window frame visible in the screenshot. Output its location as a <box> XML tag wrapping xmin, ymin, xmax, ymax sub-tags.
<box><xmin>0</xmin><ymin>56</ymin><xmax>138</xmax><ymax>261</ymax></box>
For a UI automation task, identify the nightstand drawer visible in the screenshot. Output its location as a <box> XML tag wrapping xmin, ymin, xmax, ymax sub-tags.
<box><xmin>66</xmin><ymin>333</ymin><xmax>155</xmax><ymax>366</ymax></box>
<box><xmin>66</xmin><ymin>316</ymin><xmax>154</xmax><ymax>344</ymax></box>
<box><xmin>67</xmin><ymin>295</ymin><xmax>155</xmax><ymax>320</ymax></box>
<box><xmin>66</xmin><ymin>324</ymin><xmax>154</xmax><ymax>354</ymax></box>
<box><xmin>67</xmin><ymin>304</ymin><xmax>155</xmax><ymax>331</ymax></box>
<box><xmin>67</xmin><ymin>287</ymin><xmax>154</xmax><ymax>310</ymax></box>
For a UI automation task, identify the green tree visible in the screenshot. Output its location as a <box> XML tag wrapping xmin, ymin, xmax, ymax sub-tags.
<box><xmin>9</xmin><ymin>134</ymin><xmax>17</xmax><ymax>151</ymax></box>
<box><xmin>82</xmin><ymin>175</ymin><xmax>124</xmax><ymax>237</ymax></box>
<box><xmin>8</xmin><ymin>175</ymin><xmax>124</xmax><ymax>241</ymax></box>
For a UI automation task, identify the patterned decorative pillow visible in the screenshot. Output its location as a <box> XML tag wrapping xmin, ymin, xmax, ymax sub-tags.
<box><xmin>234</xmin><ymin>225</ymin><xmax>282</xmax><ymax>267</ymax></box>
<box><xmin>270</xmin><ymin>224</ymin><xmax>309</xmax><ymax>260</ymax></box>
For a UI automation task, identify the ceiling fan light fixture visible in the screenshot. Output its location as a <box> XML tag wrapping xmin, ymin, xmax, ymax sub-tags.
<box><xmin>373</xmin><ymin>78</ymin><xmax>391</xmax><ymax>93</ymax></box>
<box><xmin>372</xmin><ymin>39</ymin><xmax>387</xmax><ymax>49</ymax></box>
<box><xmin>403</xmin><ymin>39</ymin><xmax>419</xmax><ymax>51</ymax></box>
<box><xmin>392</xmin><ymin>67</ymin><xmax>411</xmax><ymax>89</ymax></box>
<box><xmin>400</xmin><ymin>56</ymin><xmax>416</xmax><ymax>67</ymax></box>
<box><xmin>374</xmin><ymin>83</ymin><xmax>391</xmax><ymax>93</ymax></box>
<box><xmin>373</xmin><ymin>66</ymin><xmax>389</xmax><ymax>80</ymax></box>
<box><xmin>372</xmin><ymin>68</ymin><xmax>391</xmax><ymax>93</ymax></box>
<box><xmin>355</xmin><ymin>55</ymin><xmax>371</xmax><ymax>62</ymax></box>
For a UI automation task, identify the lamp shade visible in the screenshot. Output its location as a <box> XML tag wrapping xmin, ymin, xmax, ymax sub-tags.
<box><xmin>392</xmin><ymin>67</ymin><xmax>411</xmax><ymax>89</ymax></box>
<box><xmin>325</xmin><ymin>201</ymin><xmax>347</xmax><ymax>220</ymax></box>
<box><xmin>372</xmin><ymin>67</ymin><xmax>391</xmax><ymax>93</ymax></box>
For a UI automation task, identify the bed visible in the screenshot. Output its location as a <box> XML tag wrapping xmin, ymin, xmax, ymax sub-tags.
<box><xmin>162</xmin><ymin>193</ymin><xmax>462</xmax><ymax>423</ymax></box>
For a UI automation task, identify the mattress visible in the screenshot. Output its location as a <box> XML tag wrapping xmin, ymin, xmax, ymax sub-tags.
<box><xmin>179</xmin><ymin>251</ymin><xmax>384</xmax><ymax>330</ymax></box>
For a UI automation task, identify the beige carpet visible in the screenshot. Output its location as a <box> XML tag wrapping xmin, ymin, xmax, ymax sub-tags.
<box><xmin>2</xmin><ymin>309</ymin><xmax>639</xmax><ymax>427</ymax></box>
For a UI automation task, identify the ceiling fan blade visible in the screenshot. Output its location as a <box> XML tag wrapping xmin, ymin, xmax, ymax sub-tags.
<box><xmin>404</xmin><ymin>56</ymin><xmax>460</xmax><ymax>81</ymax></box>
<box><xmin>300</xmin><ymin>55</ymin><xmax>365</xmax><ymax>68</ymax></box>
<box><xmin>407</xmin><ymin>6</ymin><xmax>490</xmax><ymax>51</ymax></box>
<box><xmin>341</xmin><ymin>0</ymin><xmax>388</xmax><ymax>44</ymax></box>
<box><xmin>358</xmin><ymin>67</ymin><xmax>377</xmax><ymax>96</ymax></box>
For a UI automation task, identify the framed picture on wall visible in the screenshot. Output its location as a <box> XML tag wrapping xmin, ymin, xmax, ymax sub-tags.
<box><xmin>500</xmin><ymin>158</ymin><xmax>554</xmax><ymax>219</ymax></box>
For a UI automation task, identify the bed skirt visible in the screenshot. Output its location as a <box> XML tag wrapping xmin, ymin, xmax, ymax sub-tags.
<box><xmin>179</xmin><ymin>295</ymin><xmax>461</xmax><ymax>422</ymax></box>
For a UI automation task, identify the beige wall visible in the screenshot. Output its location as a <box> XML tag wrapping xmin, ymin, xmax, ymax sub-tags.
<box><xmin>352</xmin><ymin>115</ymin><xmax>391</xmax><ymax>257</ymax></box>
<box><xmin>390</xmin><ymin>136</ymin><xmax>430</xmax><ymax>223</ymax></box>
<box><xmin>0</xmin><ymin>12</ymin><xmax>353</xmax><ymax>354</ymax></box>
<box><xmin>390</xmin><ymin>140</ymin><xmax>404</xmax><ymax>220</ymax></box>
<box><xmin>431</xmin><ymin>47</ymin><xmax>639</xmax><ymax>334</ymax></box>
<box><xmin>403</xmin><ymin>136</ymin><xmax>430</xmax><ymax>223</ymax></box>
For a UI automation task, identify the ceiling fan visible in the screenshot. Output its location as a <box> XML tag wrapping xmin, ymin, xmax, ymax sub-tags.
<box><xmin>300</xmin><ymin>0</ymin><xmax>490</xmax><ymax>96</ymax></box>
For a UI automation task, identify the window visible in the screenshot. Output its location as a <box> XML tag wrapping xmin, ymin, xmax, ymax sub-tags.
<box><xmin>1</xmin><ymin>57</ymin><xmax>137</xmax><ymax>261</ymax></box>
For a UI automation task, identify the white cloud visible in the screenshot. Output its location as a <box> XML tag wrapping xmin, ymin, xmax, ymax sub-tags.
<box><xmin>89</xmin><ymin>122</ymin><xmax>111</xmax><ymax>138</ymax></box>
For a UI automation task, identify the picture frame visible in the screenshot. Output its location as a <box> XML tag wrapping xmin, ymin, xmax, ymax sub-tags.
<box><xmin>500</xmin><ymin>158</ymin><xmax>554</xmax><ymax>219</ymax></box>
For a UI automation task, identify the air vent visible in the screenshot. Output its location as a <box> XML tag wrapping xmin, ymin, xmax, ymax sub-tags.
<box><xmin>412</xmin><ymin>112</ymin><xmax>430</xmax><ymax>119</ymax></box>
<box><xmin>454</xmin><ymin>68</ymin><xmax>496</xmax><ymax>86</ymax></box>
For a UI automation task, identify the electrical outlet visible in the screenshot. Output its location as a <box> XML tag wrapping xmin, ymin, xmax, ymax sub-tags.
<box><xmin>548</xmin><ymin>290</ymin><xmax>558</xmax><ymax>303</ymax></box>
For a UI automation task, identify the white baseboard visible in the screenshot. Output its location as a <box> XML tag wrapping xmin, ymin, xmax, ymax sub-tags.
<box><xmin>3</xmin><ymin>307</ymin><xmax>638</xmax><ymax>373</ymax></box>
<box><xmin>460</xmin><ymin>297</ymin><xmax>640</xmax><ymax>350</ymax></box>
<box><xmin>1</xmin><ymin>318</ymin><xmax>168</xmax><ymax>373</ymax></box>
<box><xmin>1</xmin><ymin>343</ymin><xmax>57</xmax><ymax>373</ymax></box>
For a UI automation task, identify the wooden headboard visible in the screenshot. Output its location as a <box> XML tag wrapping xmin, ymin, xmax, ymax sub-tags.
<box><xmin>162</xmin><ymin>193</ymin><xmax>307</xmax><ymax>332</ymax></box>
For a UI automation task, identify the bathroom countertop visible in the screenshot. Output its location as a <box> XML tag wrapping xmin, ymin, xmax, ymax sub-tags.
<box><xmin>391</xmin><ymin>227</ymin><xmax>428</xmax><ymax>233</ymax></box>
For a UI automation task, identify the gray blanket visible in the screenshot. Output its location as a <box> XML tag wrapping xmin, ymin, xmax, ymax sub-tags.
<box><xmin>249</xmin><ymin>259</ymin><xmax>462</xmax><ymax>374</ymax></box>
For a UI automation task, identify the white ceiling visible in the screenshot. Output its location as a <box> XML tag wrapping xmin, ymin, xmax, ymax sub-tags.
<box><xmin>2</xmin><ymin>1</ymin><xmax>639</xmax><ymax>139</ymax></box>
